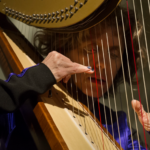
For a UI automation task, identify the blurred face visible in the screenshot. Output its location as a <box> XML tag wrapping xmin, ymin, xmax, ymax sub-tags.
<box><xmin>66</xmin><ymin>23</ymin><xmax>124</xmax><ymax>98</ymax></box>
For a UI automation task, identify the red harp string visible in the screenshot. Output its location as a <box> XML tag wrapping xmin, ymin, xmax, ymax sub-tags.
<box><xmin>126</xmin><ymin>1</ymin><xmax>148</xmax><ymax>149</ymax></box>
<box><xmin>89</xmin><ymin>29</ymin><xmax>105</xmax><ymax>150</ymax></box>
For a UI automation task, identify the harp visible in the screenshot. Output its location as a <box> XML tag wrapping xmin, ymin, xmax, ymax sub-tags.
<box><xmin>0</xmin><ymin>0</ymin><xmax>149</xmax><ymax>149</ymax></box>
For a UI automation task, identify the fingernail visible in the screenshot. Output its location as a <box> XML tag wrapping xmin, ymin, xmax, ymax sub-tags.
<box><xmin>87</xmin><ymin>66</ymin><xmax>91</xmax><ymax>69</ymax></box>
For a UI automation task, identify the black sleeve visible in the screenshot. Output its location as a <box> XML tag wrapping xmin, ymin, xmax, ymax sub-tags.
<box><xmin>0</xmin><ymin>63</ymin><xmax>56</xmax><ymax>113</ymax></box>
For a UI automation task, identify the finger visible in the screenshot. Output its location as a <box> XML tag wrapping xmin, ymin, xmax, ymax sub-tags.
<box><xmin>63</xmin><ymin>75</ymin><xmax>71</xmax><ymax>83</ymax></box>
<box><xmin>131</xmin><ymin>100</ymin><xmax>144</xmax><ymax>116</ymax></box>
<box><xmin>70</xmin><ymin>63</ymin><xmax>94</xmax><ymax>74</ymax></box>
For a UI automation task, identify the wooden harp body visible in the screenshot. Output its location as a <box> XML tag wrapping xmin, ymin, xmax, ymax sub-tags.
<box><xmin>1</xmin><ymin>0</ymin><xmax>150</xmax><ymax>149</ymax></box>
<box><xmin>0</xmin><ymin>26</ymin><xmax>122</xmax><ymax>149</ymax></box>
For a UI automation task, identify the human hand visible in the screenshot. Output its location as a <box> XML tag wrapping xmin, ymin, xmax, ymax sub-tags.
<box><xmin>131</xmin><ymin>100</ymin><xmax>150</xmax><ymax>131</ymax></box>
<box><xmin>42</xmin><ymin>51</ymin><xmax>94</xmax><ymax>83</ymax></box>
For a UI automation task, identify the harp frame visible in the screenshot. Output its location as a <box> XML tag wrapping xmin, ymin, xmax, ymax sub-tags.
<box><xmin>0</xmin><ymin>14</ymin><xmax>123</xmax><ymax>150</ymax></box>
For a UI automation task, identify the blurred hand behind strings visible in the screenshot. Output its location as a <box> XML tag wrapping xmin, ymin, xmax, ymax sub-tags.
<box><xmin>131</xmin><ymin>100</ymin><xmax>150</xmax><ymax>132</ymax></box>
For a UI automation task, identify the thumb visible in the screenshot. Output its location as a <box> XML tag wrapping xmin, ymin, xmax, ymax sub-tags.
<box><xmin>131</xmin><ymin>100</ymin><xmax>144</xmax><ymax>116</ymax></box>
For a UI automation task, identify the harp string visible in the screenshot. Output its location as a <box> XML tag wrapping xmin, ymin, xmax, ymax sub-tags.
<box><xmin>86</xmin><ymin>38</ymin><xmax>103</xmax><ymax>147</ymax></box>
<box><xmin>126</xmin><ymin>1</ymin><xmax>148</xmax><ymax>149</ymax></box>
<box><xmin>81</xmin><ymin>33</ymin><xmax>102</xmax><ymax>149</ymax></box>
<box><xmin>94</xmin><ymin>26</ymin><xmax>108</xmax><ymax>135</ymax></box>
<box><xmin>120</xmin><ymin>8</ymin><xmax>141</xmax><ymax>150</ymax></box>
<box><xmin>138</xmin><ymin>0</ymin><xmax>150</xmax><ymax>123</ymax></box>
<box><xmin>133</xmin><ymin>0</ymin><xmax>150</xmax><ymax>146</ymax></box>
<box><xmin>89</xmin><ymin>29</ymin><xmax>105</xmax><ymax>149</ymax></box>
<box><xmin>104</xmin><ymin>18</ymin><xmax>122</xmax><ymax>144</ymax></box>
<box><xmin>71</xmin><ymin>34</ymin><xmax>82</xmax><ymax>125</ymax></box>
<box><xmin>81</xmin><ymin>37</ymin><xmax>95</xmax><ymax>143</ymax></box>
<box><xmin>85</xmin><ymin>35</ymin><xmax>103</xmax><ymax>145</ymax></box>
<box><xmin>115</xmin><ymin>8</ymin><xmax>135</xmax><ymax>150</ymax></box>
<box><xmin>109</xmin><ymin>14</ymin><xmax>128</xmax><ymax>146</ymax></box>
<box><xmin>139</xmin><ymin>0</ymin><xmax>150</xmax><ymax>86</ymax></box>
<box><xmin>148</xmin><ymin>0</ymin><xmax>150</xmax><ymax>15</ymax></box>
<box><xmin>105</xmin><ymin>32</ymin><xmax>122</xmax><ymax>148</ymax></box>
<box><xmin>99</xmin><ymin>22</ymin><xmax>116</xmax><ymax>140</ymax></box>
<box><xmin>115</xmin><ymin>8</ymin><xmax>138</xmax><ymax>149</ymax></box>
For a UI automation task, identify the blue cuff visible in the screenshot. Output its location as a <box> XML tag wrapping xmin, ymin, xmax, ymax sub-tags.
<box><xmin>5</xmin><ymin>64</ymin><xmax>39</xmax><ymax>82</ymax></box>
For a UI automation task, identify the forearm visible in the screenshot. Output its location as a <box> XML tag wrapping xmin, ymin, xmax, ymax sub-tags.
<box><xmin>0</xmin><ymin>63</ymin><xmax>56</xmax><ymax>113</ymax></box>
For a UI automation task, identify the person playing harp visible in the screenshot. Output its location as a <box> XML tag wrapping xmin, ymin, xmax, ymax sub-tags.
<box><xmin>0</xmin><ymin>0</ymin><xmax>150</xmax><ymax>149</ymax></box>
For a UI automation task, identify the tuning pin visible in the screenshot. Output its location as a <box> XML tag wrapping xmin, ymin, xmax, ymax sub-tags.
<box><xmin>80</xmin><ymin>3</ymin><xmax>83</xmax><ymax>7</ymax></box>
<box><xmin>65</xmin><ymin>7</ymin><xmax>68</xmax><ymax>12</ymax></box>
<box><xmin>75</xmin><ymin>7</ymin><xmax>78</xmax><ymax>12</ymax></box>
<box><xmin>33</xmin><ymin>14</ymin><xmax>36</xmax><ymax>17</ymax></box>
<box><xmin>61</xmin><ymin>9</ymin><xmax>64</xmax><ymax>14</ymax></box>
<box><xmin>56</xmin><ymin>11</ymin><xmax>59</xmax><ymax>16</ymax></box>
<box><xmin>70</xmin><ymin>12</ymin><xmax>74</xmax><ymax>16</ymax></box>
<box><xmin>48</xmin><ymin>13</ymin><xmax>51</xmax><ymax>17</ymax></box>
<box><xmin>44</xmin><ymin>14</ymin><xmax>47</xmax><ymax>18</ymax></box>
<box><xmin>61</xmin><ymin>15</ymin><xmax>64</xmax><ymax>20</ymax></box>
<box><xmin>74</xmin><ymin>0</ymin><xmax>78</xmax><ymax>4</ymax></box>
<box><xmin>70</xmin><ymin>5</ymin><xmax>73</xmax><ymax>10</ymax></box>
<box><xmin>52</xmin><ymin>12</ymin><xmax>55</xmax><ymax>16</ymax></box>
<box><xmin>48</xmin><ymin>18</ymin><xmax>51</xmax><ymax>22</ymax></box>
<box><xmin>66</xmin><ymin>14</ymin><xmax>69</xmax><ymax>18</ymax></box>
<box><xmin>52</xmin><ymin>17</ymin><xmax>55</xmax><ymax>21</ymax></box>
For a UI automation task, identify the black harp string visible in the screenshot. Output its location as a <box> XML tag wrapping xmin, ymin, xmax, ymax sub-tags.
<box><xmin>99</xmin><ymin>23</ymin><xmax>115</xmax><ymax>141</ymax></box>
<box><xmin>120</xmin><ymin>7</ymin><xmax>141</xmax><ymax>149</ymax></box>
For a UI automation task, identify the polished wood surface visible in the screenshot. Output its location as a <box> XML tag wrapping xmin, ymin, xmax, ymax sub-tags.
<box><xmin>34</xmin><ymin>101</ymin><xmax>69</xmax><ymax>150</ymax></box>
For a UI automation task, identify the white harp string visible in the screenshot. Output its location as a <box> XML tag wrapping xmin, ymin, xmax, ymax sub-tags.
<box><xmin>72</xmin><ymin>34</ymin><xmax>82</xmax><ymax>125</ymax></box>
<box><xmin>120</xmin><ymin>7</ymin><xmax>141</xmax><ymax>149</ymax></box>
<box><xmin>82</xmin><ymin>47</ymin><xmax>94</xmax><ymax>143</ymax></box>
<box><xmin>115</xmin><ymin>11</ymin><xmax>135</xmax><ymax>150</ymax></box>
<box><xmin>95</xmin><ymin>26</ymin><xmax>108</xmax><ymax>134</ymax></box>
<box><xmin>85</xmin><ymin>37</ymin><xmax>102</xmax><ymax>148</ymax></box>
<box><xmin>138</xmin><ymin>0</ymin><xmax>150</xmax><ymax>114</ymax></box>
<box><xmin>101</xmin><ymin>39</ymin><xmax>115</xmax><ymax>140</ymax></box>
<box><xmin>106</xmin><ymin>32</ymin><xmax>122</xmax><ymax>146</ymax></box>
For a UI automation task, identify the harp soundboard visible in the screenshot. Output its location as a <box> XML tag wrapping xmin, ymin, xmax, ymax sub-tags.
<box><xmin>0</xmin><ymin>0</ymin><xmax>150</xmax><ymax>149</ymax></box>
<box><xmin>0</xmin><ymin>29</ymin><xmax>122</xmax><ymax>149</ymax></box>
